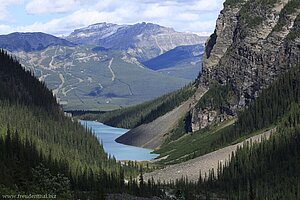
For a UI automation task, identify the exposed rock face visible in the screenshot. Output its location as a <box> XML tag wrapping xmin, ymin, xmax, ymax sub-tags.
<box><xmin>66</xmin><ymin>22</ymin><xmax>206</xmax><ymax>61</ymax></box>
<box><xmin>191</xmin><ymin>109</ymin><xmax>218</xmax><ymax>131</ymax></box>
<box><xmin>113</xmin><ymin>0</ymin><xmax>300</xmax><ymax>149</ymax></box>
<box><xmin>191</xmin><ymin>0</ymin><xmax>300</xmax><ymax>131</ymax></box>
<box><xmin>66</xmin><ymin>22</ymin><xmax>125</xmax><ymax>44</ymax></box>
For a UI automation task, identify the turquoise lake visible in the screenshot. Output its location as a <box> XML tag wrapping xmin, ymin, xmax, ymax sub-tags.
<box><xmin>80</xmin><ymin>120</ymin><xmax>159</xmax><ymax>161</ymax></box>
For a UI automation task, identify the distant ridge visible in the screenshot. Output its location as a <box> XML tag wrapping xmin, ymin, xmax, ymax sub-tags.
<box><xmin>0</xmin><ymin>32</ymin><xmax>75</xmax><ymax>52</ymax></box>
<box><xmin>143</xmin><ymin>44</ymin><xmax>204</xmax><ymax>71</ymax></box>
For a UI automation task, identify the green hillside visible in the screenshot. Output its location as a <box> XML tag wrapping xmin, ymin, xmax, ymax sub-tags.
<box><xmin>0</xmin><ymin>50</ymin><xmax>162</xmax><ymax>199</ymax></box>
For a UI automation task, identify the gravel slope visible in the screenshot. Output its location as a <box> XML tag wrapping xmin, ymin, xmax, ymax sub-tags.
<box><xmin>116</xmin><ymin>86</ymin><xmax>207</xmax><ymax>149</ymax></box>
<box><xmin>144</xmin><ymin>128</ymin><xmax>276</xmax><ymax>182</ymax></box>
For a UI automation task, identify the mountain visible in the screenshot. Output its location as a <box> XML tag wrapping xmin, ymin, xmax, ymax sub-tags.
<box><xmin>91</xmin><ymin>1</ymin><xmax>300</xmax><ymax>198</ymax></box>
<box><xmin>0</xmin><ymin>32</ymin><xmax>75</xmax><ymax>52</ymax></box>
<box><xmin>192</xmin><ymin>0</ymin><xmax>300</xmax><ymax>131</ymax></box>
<box><xmin>0</xmin><ymin>23</ymin><xmax>204</xmax><ymax>111</ymax></box>
<box><xmin>66</xmin><ymin>22</ymin><xmax>206</xmax><ymax>61</ymax></box>
<box><xmin>92</xmin><ymin>0</ymin><xmax>300</xmax><ymax>153</ymax></box>
<box><xmin>143</xmin><ymin>44</ymin><xmax>204</xmax><ymax>71</ymax></box>
<box><xmin>13</xmin><ymin>45</ymin><xmax>189</xmax><ymax>111</ymax></box>
<box><xmin>65</xmin><ymin>22</ymin><xmax>125</xmax><ymax>44</ymax></box>
<box><xmin>143</xmin><ymin>44</ymin><xmax>204</xmax><ymax>80</ymax></box>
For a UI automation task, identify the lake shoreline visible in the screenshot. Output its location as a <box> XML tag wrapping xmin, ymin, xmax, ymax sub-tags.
<box><xmin>80</xmin><ymin>120</ymin><xmax>159</xmax><ymax>161</ymax></box>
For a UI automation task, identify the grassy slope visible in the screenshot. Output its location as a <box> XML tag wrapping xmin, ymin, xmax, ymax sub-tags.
<box><xmin>154</xmin><ymin>119</ymin><xmax>236</xmax><ymax>164</ymax></box>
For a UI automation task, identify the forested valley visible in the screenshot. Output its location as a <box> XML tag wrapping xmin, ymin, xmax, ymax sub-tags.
<box><xmin>0</xmin><ymin>50</ymin><xmax>163</xmax><ymax>199</ymax></box>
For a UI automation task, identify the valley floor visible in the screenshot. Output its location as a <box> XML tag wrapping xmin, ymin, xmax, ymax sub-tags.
<box><xmin>144</xmin><ymin>128</ymin><xmax>276</xmax><ymax>182</ymax></box>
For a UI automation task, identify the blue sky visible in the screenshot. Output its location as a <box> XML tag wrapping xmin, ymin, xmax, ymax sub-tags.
<box><xmin>0</xmin><ymin>0</ymin><xmax>225</xmax><ymax>36</ymax></box>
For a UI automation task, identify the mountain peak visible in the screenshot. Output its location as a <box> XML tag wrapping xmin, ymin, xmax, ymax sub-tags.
<box><xmin>79</xmin><ymin>22</ymin><xmax>121</xmax><ymax>31</ymax></box>
<box><xmin>66</xmin><ymin>22</ymin><xmax>205</xmax><ymax>61</ymax></box>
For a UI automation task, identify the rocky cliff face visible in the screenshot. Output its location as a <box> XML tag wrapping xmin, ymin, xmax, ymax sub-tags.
<box><xmin>191</xmin><ymin>0</ymin><xmax>300</xmax><ymax>131</ymax></box>
<box><xmin>66</xmin><ymin>22</ymin><xmax>206</xmax><ymax>61</ymax></box>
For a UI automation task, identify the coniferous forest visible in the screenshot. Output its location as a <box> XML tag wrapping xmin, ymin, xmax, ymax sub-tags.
<box><xmin>0</xmin><ymin>50</ymin><xmax>163</xmax><ymax>199</ymax></box>
<box><xmin>80</xmin><ymin>83</ymin><xmax>196</xmax><ymax>129</ymax></box>
<box><xmin>163</xmin><ymin>65</ymin><xmax>300</xmax><ymax>199</ymax></box>
<box><xmin>1</xmin><ymin>37</ymin><xmax>300</xmax><ymax>200</ymax></box>
<box><xmin>1</xmin><ymin>8</ymin><xmax>300</xmax><ymax>199</ymax></box>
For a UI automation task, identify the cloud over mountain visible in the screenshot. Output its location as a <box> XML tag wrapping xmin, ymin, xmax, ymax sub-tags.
<box><xmin>0</xmin><ymin>0</ymin><xmax>225</xmax><ymax>35</ymax></box>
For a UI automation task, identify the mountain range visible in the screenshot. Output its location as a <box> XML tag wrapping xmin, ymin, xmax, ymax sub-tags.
<box><xmin>2</xmin><ymin>0</ymin><xmax>300</xmax><ymax>199</ymax></box>
<box><xmin>1</xmin><ymin>22</ymin><xmax>205</xmax><ymax>110</ymax></box>
<box><xmin>66</xmin><ymin>22</ymin><xmax>206</xmax><ymax>61</ymax></box>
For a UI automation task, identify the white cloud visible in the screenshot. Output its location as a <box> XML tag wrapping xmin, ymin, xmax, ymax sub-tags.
<box><xmin>186</xmin><ymin>0</ymin><xmax>224</xmax><ymax>12</ymax></box>
<box><xmin>0</xmin><ymin>0</ymin><xmax>22</xmax><ymax>20</ymax></box>
<box><xmin>142</xmin><ymin>4</ymin><xmax>173</xmax><ymax>19</ymax></box>
<box><xmin>0</xmin><ymin>0</ymin><xmax>225</xmax><ymax>35</ymax></box>
<box><xmin>25</xmin><ymin>0</ymin><xmax>81</xmax><ymax>15</ymax></box>
<box><xmin>0</xmin><ymin>24</ymin><xmax>15</xmax><ymax>34</ymax></box>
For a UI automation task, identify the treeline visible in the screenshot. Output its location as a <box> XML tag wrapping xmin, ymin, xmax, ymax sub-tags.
<box><xmin>223</xmin><ymin>0</ymin><xmax>245</xmax><ymax>7</ymax></box>
<box><xmin>81</xmin><ymin>83</ymin><xmax>196</xmax><ymax>129</ymax></box>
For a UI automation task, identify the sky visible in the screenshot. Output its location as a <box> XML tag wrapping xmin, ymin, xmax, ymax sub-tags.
<box><xmin>0</xmin><ymin>0</ymin><xmax>225</xmax><ymax>36</ymax></box>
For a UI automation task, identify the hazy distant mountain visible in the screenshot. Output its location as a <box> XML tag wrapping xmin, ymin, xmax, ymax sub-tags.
<box><xmin>0</xmin><ymin>32</ymin><xmax>75</xmax><ymax>52</ymax></box>
<box><xmin>143</xmin><ymin>44</ymin><xmax>204</xmax><ymax>70</ymax></box>
<box><xmin>14</xmin><ymin>45</ymin><xmax>189</xmax><ymax>111</ymax></box>
<box><xmin>66</xmin><ymin>22</ymin><xmax>206</xmax><ymax>61</ymax></box>
<box><xmin>143</xmin><ymin>44</ymin><xmax>204</xmax><ymax>80</ymax></box>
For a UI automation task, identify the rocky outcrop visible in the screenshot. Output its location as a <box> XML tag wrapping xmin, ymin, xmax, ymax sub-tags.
<box><xmin>191</xmin><ymin>109</ymin><xmax>218</xmax><ymax>131</ymax></box>
<box><xmin>191</xmin><ymin>0</ymin><xmax>300</xmax><ymax>132</ymax></box>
